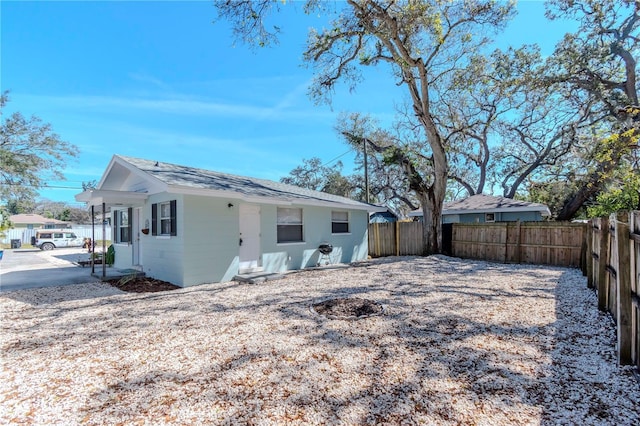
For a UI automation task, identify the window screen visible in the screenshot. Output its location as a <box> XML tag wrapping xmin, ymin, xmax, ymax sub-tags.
<box><xmin>277</xmin><ymin>207</ymin><xmax>303</xmax><ymax>243</ymax></box>
<box><xmin>331</xmin><ymin>211</ymin><xmax>349</xmax><ymax>234</ymax></box>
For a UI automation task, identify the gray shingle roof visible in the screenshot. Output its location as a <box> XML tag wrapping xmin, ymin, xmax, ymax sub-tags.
<box><xmin>443</xmin><ymin>194</ymin><xmax>549</xmax><ymax>213</ymax></box>
<box><xmin>408</xmin><ymin>194</ymin><xmax>550</xmax><ymax>216</ymax></box>
<box><xmin>117</xmin><ymin>155</ymin><xmax>381</xmax><ymax>211</ymax></box>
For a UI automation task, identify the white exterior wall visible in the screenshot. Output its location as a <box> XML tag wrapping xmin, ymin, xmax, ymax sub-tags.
<box><xmin>181</xmin><ymin>195</ymin><xmax>240</xmax><ymax>287</ymax></box>
<box><xmin>259</xmin><ymin>204</ymin><xmax>369</xmax><ymax>273</ymax></box>
<box><xmin>113</xmin><ymin>194</ymin><xmax>370</xmax><ymax>288</ymax></box>
<box><xmin>138</xmin><ymin>193</ymin><xmax>185</xmax><ymax>286</ymax></box>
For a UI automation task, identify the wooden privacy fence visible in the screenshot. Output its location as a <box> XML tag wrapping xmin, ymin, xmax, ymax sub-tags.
<box><xmin>451</xmin><ymin>221</ymin><xmax>586</xmax><ymax>267</ymax></box>
<box><xmin>586</xmin><ymin>211</ymin><xmax>640</xmax><ymax>367</ymax></box>
<box><xmin>368</xmin><ymin>221</ymin><xmax>586</xmax><ymax>268</ymax></box>
<box><xmin>369</xmin><ymin>221</ymin><xmax>424</xmax><ymax>257</ymax></box>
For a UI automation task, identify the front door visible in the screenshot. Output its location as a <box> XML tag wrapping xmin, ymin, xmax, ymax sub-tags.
<box><xmin>239</xmin><ymin>204</ymin><xmax>261</xmax><ymax>273</ymax></box>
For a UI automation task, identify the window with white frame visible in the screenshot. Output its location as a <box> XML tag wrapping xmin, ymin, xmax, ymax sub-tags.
<box><xmin>115</xmin><ymin>209</ymin><xmax>132</xmax><ymax>243</ymax></box>
<box><xmin>331</xmin><ymin>211</ymin><xmax>350</xmax><ymax>234</ymax></box>
<box><xmin>160</xmin><ymin>202</ymin><xmax>172</xmax><ymax>234</ymax></box>
<box><xmin>277</xmin><ymin>207</ymin><xmax>303</xmax><ymax>243</ymax></box>
<box><xmin>152</xmin><ymin>200</ymin><xmax>177</xmax><ymax>236</ymax></box>
<box><xmin>485</xmin><ymin>213</ymin><xmax>496</xmax><ymax>222</ymax></box>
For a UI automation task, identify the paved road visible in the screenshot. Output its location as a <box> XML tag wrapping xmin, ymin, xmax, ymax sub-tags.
<box><xmin>0</xmin><ymin>247</ymin><xmax>100</xmax><ymax>292</ymax></box>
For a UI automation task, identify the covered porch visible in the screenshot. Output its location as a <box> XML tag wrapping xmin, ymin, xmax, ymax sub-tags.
<box><xmin>75</xmin><ymin>189</ymin><xmax>149</xmax><ymax>279</ymax></box>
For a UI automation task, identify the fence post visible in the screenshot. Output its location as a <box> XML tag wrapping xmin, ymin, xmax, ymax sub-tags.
<box><xmin>616</xmin><ymin>212</ymin><xmax>632</xmax><ymax>365</ymax></box>
<box><xmin>395</xmin><ymin>221</ymin><xmax>400</xmax><ymax>256</ymax></box>
<box><xmin>631</xmin><ymin>212</ymin><xmax>640</xmax><ymax>368</ymax></box>
<box><xmin>598</xmin><ymin>217</ymin><xmax>609</xmax><ymax>311</ymax></box>
<box><xmin>586</xmin><ymin>220</ymin><xmax>594</xmax><ymax>288</ymax></box>
<box><xmin>580</xmin><ymin>223</ymin><xmax>587</xmax><ymax>276</ymax></box>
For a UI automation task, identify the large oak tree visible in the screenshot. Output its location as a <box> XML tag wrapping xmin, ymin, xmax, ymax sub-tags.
<box><xmin>544</xmin><ymin>0</ymin><xmax>639</xmax><ymax>219</ymax></box>
<box><xmin>216</xmin><ymin>0</ymin><xmax>514</xmax><ymax>254</ymax></box>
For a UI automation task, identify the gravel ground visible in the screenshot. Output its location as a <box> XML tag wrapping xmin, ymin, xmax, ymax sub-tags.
<box><xmin>1</xmin><ymin>255</ymin><xmax>639</xmax><ymax>425</ymax></box>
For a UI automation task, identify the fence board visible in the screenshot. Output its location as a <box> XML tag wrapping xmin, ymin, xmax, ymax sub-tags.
<box><xmin>368</xmin><ymin>222</ymin><xmax>423</xmax><ymax>257</ymax></box>
<box><xmin>368</xmin><ymin>220</ymin><xmax>586</xmax><ymax>268</ymax></box>
<box><xmin>451</xmin><ymin>221</ymin><xmax>586</xmax><ymax>267</ymax></box>
<box><xmin>586</xmin><ymin>211</ymin><xmax>639</xmax><ymax>367</ymax></box>
<box><xmin>608</xmin><ymin>216</ymin><xmax>619</xmax><ymax>320</ymax></box>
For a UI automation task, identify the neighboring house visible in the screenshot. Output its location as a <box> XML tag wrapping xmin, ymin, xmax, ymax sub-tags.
<box><xmin>9</xmin><ymin>214</ymin><xmax>69</xmax><ymax>229</ymax></box>
<box><xmin>76</xmin><ymin>155</ymin><xmax>386</xmax><ymax>287</ymax></box>
<box><xmin>409</xmin><ymin>194</ymin><xmax>551</xmax><ymax>224</ymax></box>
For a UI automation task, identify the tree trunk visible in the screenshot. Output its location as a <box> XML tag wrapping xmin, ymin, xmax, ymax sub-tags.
<box><xmin>556</xmin><ymin>186</ymin><xmax>598</xmax><ymax>221</ymax></box>
<box><xmin>421</xmin><ymin>117</ymin><xmax>448</xmax><ymax>255</ymax></box>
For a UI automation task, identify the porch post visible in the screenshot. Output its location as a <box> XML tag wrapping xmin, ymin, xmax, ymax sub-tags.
<box><xmin>91</xmin><ymin>205</ymin><xmax>95</xmax><ymax>274</ymax></box>
<box><xmin>102</xmin><ymin>202</ymin><xmax>106</xmax><ymax>278</ymax></box>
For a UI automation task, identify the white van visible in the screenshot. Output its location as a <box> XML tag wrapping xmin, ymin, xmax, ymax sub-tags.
<box><xmin>33</xmin><ymin>230</ymin><xmax>84</xmax><ymax>250</ymax></box>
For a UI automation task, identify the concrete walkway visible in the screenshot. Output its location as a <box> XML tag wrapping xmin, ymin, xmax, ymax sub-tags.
<box><xmin>0</xmin><ymin>247</ymin><xmax>101</xmax><ymax>292</ymax></box>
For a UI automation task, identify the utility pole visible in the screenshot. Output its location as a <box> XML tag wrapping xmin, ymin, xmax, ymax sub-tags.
<box><xmin>363</xmin><ymin>138</ymin><xmax>370</xmax><ymax>203</ymax></box>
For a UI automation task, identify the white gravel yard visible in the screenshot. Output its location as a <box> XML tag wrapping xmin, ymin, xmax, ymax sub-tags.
<box><xmin>1</xmin><ymin>255</ymin><xmax>639</xmax><ymax>425</ymax></box>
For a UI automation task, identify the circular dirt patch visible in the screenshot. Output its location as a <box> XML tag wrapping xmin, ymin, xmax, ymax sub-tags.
<box><xmin>311</xmin><ymin>297</ymin><xmax>384</xmax><ymax>320</ymax></box>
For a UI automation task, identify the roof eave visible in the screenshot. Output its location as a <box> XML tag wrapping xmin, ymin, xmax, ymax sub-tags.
<box><xmin>169</xmin><ymin>186</ymin><xmax>386</xmax><ymax>212</ymax></box>
<box><xmin>409</xmin><ymin>206</ymin><xmax>551</xmax><ymax>216</ymax></box>
<box><xmin>75</xmin><ymin>189</ymin><xmax>149</xmax><ymax>209</ymax></box>
<box><xmin>443</xmin><ymin>206</ymin><xmax>550</xmax><ymax>215</ymax></box>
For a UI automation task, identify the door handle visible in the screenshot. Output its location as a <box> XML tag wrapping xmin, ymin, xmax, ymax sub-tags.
<box><xmin>239</xmin><ymin>238</ymin><xmax>243</xmax><ymax>246</ymax></box>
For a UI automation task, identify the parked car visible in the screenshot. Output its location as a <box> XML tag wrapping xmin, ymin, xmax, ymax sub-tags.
<box><xmin>32</xmin><ymin>230</ymin><xmax>84</xmax><ymax>250</ymax></box>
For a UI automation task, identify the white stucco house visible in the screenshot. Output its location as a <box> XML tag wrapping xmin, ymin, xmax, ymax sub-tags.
<box><xmin>76</xmin><ymin>155</ymin><xmax>384</xmax><ymax>287</ymax></box>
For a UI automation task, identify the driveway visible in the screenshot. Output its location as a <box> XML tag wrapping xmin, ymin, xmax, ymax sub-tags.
<box><xmin>0</xmin><ymin>247</ymin><xmax>99</xmax><ymax>292</ymax></box>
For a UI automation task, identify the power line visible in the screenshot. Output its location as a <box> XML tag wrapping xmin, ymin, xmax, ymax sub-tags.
<box><xmin>322</xmin><ymin>148</ymin><xmax>354</xmax><ymax>168</ymax></box>
<box><xmin>2</xmin><ymin>183</ymin><xmax>83</xmax><ymax>189</ymax></box>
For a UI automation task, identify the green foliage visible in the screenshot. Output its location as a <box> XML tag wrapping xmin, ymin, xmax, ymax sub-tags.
<box><xmin>106</xmin><ymin>245</ymin><xmax>115</xmax><ymax>266</ymax></box>
<box><xmin>82</xmin><ymin>180</ymin><xmax>97</xmax><ymax>191</ymax></box>
<box><xmin>5</xmin><ymin>199</ymin><xmax>34</xmax><ymax>215</ymax></box>
<box><xmin>0</xmin><ymin>205</ymin><xmax>12</xmax><ymax>238</ymax></box>
<box><xmin>280</xmin><ymin>157</ymin><xmax>359</xmax><ymax>199</ymax></box>
<box><xmin>0</xmin><ymin>91</ymin><xmax>79</xmax><ymax>206</ymax></box>
<box><xmin>527</xmin><ymin>179</ymin><xmax>585</xmax><ymax>219</ymax></box>
<box><xmin>587</xmin><ymin>167</ymin><xmax>640</xmax><ymax>217</ymax></box>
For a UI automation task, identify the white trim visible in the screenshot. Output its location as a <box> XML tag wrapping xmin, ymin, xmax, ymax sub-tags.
<box><xmin>331</xmin><ymin>210</ymin><xmax>350</xmax><ymax>234</ymax></box>
<box><xmin>103</xmin><ymin>155</ymin><xmax>169</xmax><ymax>190</ymax></box>
<box><xmin>169</xmin><ymin>185</ymin><xmax>384</xmax><ymax>212</ymax></box>
<box><xmin>75</xmin><ymin>189</ymin><xmax>148</xmax><ymax>208</ymax></box>
<box><xmin>158</xmin><ymin>201</ymin><xmax>172</xmax><ymax>236</ymax></box>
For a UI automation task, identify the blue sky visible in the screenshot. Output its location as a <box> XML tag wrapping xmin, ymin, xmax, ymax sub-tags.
<box><xmin>2</xmin><ymin>0</ymin><xmax>576</xmax><ymax>206</ymax></box>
